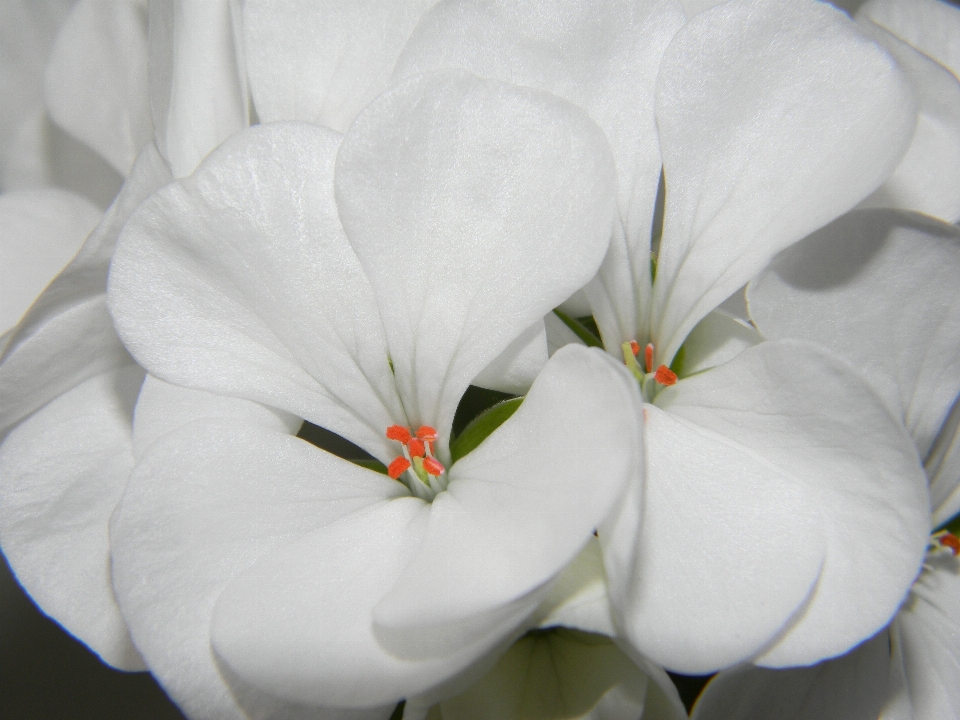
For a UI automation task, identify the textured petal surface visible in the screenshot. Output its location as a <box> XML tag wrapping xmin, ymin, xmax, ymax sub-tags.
<box><xmin>244</xmin><ymin>0</ymin><xmax>437</xmax><ymax>132</ymax></box>
<box><xmin>44</xmin><ymin>0</ymin><xmax>152</xmax><ymax>177</ymax></box>
<box><xmin>112</xmin><ymin>404</ymin><xmax>399</xmax><ymax>720</ymax></box>
<box><xmin>213</xmin><ymin>346</ymin><xmax>642</xmax><ymax>706</ymax></box>
<box><xmin>615</xmin><ymin>340</ymin><xmax>929</xmax><ymax>672</ymax></box>
<box><xmin>650</xmin><ymin>0</ymin><xmax>916</xmax><ymax>365</ymax></box>
<box><xmin>108</xmin><ymin>123</ymin><xmax>403</xmax><ymax>461</ymax></box>
<box><xmin>856</xmin><ymin>19</ymin><xmax>960</xmax><ymax>222</ymax></box>
<box><xmin>1</xmin><ymin>143</ymin><xmax>170</xmax><ymax>435</ymax></box>
<box><xmin>690</xmin><ymin>631</ymin><xmax>892</xmax><ymax>720</ymax></box>
<box><xmin>895</xmin><ymin>554</ymin><xmax>960</xmax><ymax>720</ymax></box>
<box><xmin>748</xmin><ymin>211</ymin><xmax>960</xmax><ymax>500</ymax></box>
<box><xmin>148</xmin><ymin>0</ymin><xmax>247</xmax><ymax>177</ymax></box>
<box><xmin>861</xmin><ymin>0</ymin><xmax>960</xmax><ymax>78</ymax></box>
<box><xmin>374</xmin><ymin>346</ymin><xmax>641</xmax><ymax>657</ymax></box>
<box><xmin>0</xmin><ymin>363</ymin><xmax>144</xmax><ymax>669</ymax></box>
<box><xmin>0</xmin><ymin>187</ymin><xmax>100</xmax><ymax>332</ymax></box>
<box><xmin>336</xmin><ymin>71</ymin><xmax>617</xmax><ymax>449</ymax></box>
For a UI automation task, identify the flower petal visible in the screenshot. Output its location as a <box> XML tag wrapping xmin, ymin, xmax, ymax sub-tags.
<box><xmin>689</xmin><ymin>631</ymin><xmax>893</xmax><ymax>720</ymax></box>
<box><xmin>372</xmin><ymin>346</ymin><xmax>641</xmax><ymax>660</ymax></box>
<box><xmin>535</xmin><ymin>539</ymin><xmax>616</xmax><ymax>637</ymax></box>
<box><xmin>650</xmin><ymin>0</ymin><xmax>917</xmax><ymax>365</ymax></box>
<box><xmin>747</xmin><ymin>210</ymin><xmax>960</xmax><ymax>481</ymax></box>
<box><xmin>860</xmin><ymin>0</ymin><xmax>960</xmax><ymax>78</ymax></box>
<box><xmin>148</xmin><ymin>0</ymin><xmax>247</xmax><ymax>177</ymax></box>
<box><xmin>243</xmin><ymin>0</ymin><xmax>438</xmax><ymax>132</ymax></box>
<box><xmin>395</xmin><ymin>0</ymin><xmax>686</xmax><ymax>350</ymax></box>
<box><xmin>856</xmin><ymin>19</ymin><xmax>960</xmax><ymax>223</ymax></box>
<box><xmin>0</xmin><ymin>187</ymin><xmax>101</xmax><ymax>332</ymax></box>
<box><xmin>894</xmin><ymin>555</ymin><xmax>960</xmax><ymax>720</ymax></box>
<box><xmin>111</xmin><ymin>406</ymin><xmax>400</xmax><ymax>719</ymax></box>
<box><xmin>44</xmin><ymin>0</ymin><xmax>152</xmax><ymax>177</ymax></box>
<box><xmin>335</xmin><ymin>71</ymin><xmax>617</xmax><ymax>448</ymax></box>
<box><xmin>0</xmin><ymin>364</ymin><xmax>144</xmax><ymax>670</ymax></box>
<box><xmin>471</xmin><ymin>320</ymin><xmax>548</xmax><ymax>395</ymax></box>
<box><xmin>676</xmin><ymin>309</ymin><xmax>763</xmax><ymax>377</ymax></box>
<box><xmin>1</xmin><ymin>143</ymin><xmax>170</xmax><ymax>435</ymax></box>
<box><xmin>108</xmin><ymin>122</ymin><xmax>404</xmax><ymax>461</ymax></box>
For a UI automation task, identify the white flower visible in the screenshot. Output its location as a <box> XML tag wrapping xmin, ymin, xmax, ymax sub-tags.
<box><xmin>690</xmin><ymin>207</ymin><xmax>960</xmax><ymax>719</ymax></box>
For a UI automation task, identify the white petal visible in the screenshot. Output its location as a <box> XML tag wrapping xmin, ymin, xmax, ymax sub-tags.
<box><xmin>44</xmin><ymin>0</ymin><xmax>152</xmax><ymax>177</ymax></box>
<box><xmin>545</xmin><ymin>311</ymin><xmax>586</xmax><ymax>356</ymax></box>
<box><xmin>0</xmin><ymin>188</ymin><xmax>100</xmax><ymax>332</ymax></box>
<box><xmin>148</xmin><ymin>0</ymin><xmax>247</xmax><ymax>177</ymax></box>
<box><xmin>244</xmin><ymin>0</ymin><xmax>437</xmax><ymax>132</ymax></box>
<box><xmin>690</xmin><ymin>631</ymin><xmax>893</xmax><ymax>720</ymax></box>
<box><xmin>471</xmin><ymin>320</ymin><xmax>548</xmax><ymax>396</ymax></box>
<box><xmin>613</xmin><ymin>402</ymin><xmax>825</xmax><ymax>673</ymax></box>
<box><xmin>676</xmin><ymin>309</ymin><xmax>763</xmax><ymax>377</ymax></box>
<box><xmin>1</xmin><ymin>143</ymin><xmax>170</xmax><ymax>435</ymax></box>
<box><xmin>112</xmin><ymin>416</ymin><xmax>399</xmax><ymax>719</ymax></box>
<box><xmin>434</xmin><ymin>629</ymin><xmax>650</xmax><ymax>720</ymax></box>
<box><xmin>108</xmin><ymin>123</ymin><xmax>403</xmax><ymax>461</ymax></box>
<box><xmin>0</xmin><ymin>364</ymin><xmax>144</xmax><ymax>669</ymax></box>
<box><xmin>860</xmin><ymin>0</ymin><xmax>960</xmax><ymax>78</ymax></box>
<box><xmin>748</xmin><ymin>211</ymin><xmax>960</xmax><ymax>476</ymax></box>
<box><xmin>650</xmin><ymin>0</ymin><xmax>917</xmax><ymax>365</ymax></box>
<box><xmin>336</xmin><ymin>71</ymin><xmax>617</xmax><ymax>448</ymax></box>
<box><xmin>535</xmin><ymin>538</ymin><xmax>616</xmax><ymax>638</ymax></box>
<box><xmin>856</xmin><ymin>19</ymin><xmax>960</xmax><ymax>223</ymax></box>
<box><xmin>929</xmin><ymin>396</ymin><xmax>960</xmax><ymax>528</ymax></box>
<box><xmin>395</xmin><ymin>0</ymin><xmax>686</xmax><ymax>349</ymax></box>
<box><xmin>895</xmin><ymin>556</ymin><xmax>960</xmax><ymax>720</ymax></box>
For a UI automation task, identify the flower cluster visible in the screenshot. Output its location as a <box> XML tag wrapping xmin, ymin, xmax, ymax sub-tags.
<box><xmin>2</xmin><ymin>0</ymin><xmax>959</xmax><ymax>719</ymax></box>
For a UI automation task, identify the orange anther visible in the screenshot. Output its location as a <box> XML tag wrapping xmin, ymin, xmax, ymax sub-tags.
<box><xmin>407</xmin><ymin>438</ymin><xmax>426</xmax><ymax>458</ymax></box>
<box><xmin>386</xmin><ymin>425</ymin><xmax>411</xmax><ymax>443</ymax></box>
<box><xmin>629</xmin><ymin>340</ymin><xmax>640</xmax><ymax>357</ymax></box>
<box><xmin>416</xmin><ymin>426</ymin><xmax>438</xmax><ymax>442</ymax></box>
<box><xmin>654</xmin><ymin>365</ymin><xmax>678</xmax><ymax>386</ymax></box>
<box><xmin>422</xmin><ymin>457</ymin><xmax>445</xmax><ymax>476</ymax></box>
<box><xmin>388</xmin><ymin>457</ymin><xmax>411</xmax><ymax>479</ymax></box>
<box><xmin>940</xmin><ymin>532</ymin><xmax>960</xmax><ymax>556</ymax></box>
<box><xmin>644</xmin><ymin>344</ymin><xmax>654</xmax><ymax>374</ymax></box>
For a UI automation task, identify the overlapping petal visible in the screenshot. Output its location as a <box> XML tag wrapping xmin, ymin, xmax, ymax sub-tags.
<box><xmin>861</xmin><ymin>0</ymin><xmax>960</xmax><ymax>78</ymax></box>
<box><xmin>608</xmin><ymin>340</ymin><xmax>929</xmax><ymax>672</ymax></box>
<box><xmin>44</xmin><ymin>0</ymin><xmax>152</xmax><ymax>177</ymax></box>
<box><xmin>335</xmin><ymin>70</ymin><xmax>617</xmax><ymax>451</ymax></box>
<box><xmin>650</xmin><ymin>0</ymin><xmax>916</xmax><ymax>365</ymax></box>
<box><xmin>748</xmin><ymin>210</ymin><xmax>960</xmax><ymax>525</ymax></box>
<box><xmin>210</xmin><ymin>346</ymin><xmax>640</xmax><ymax>706</ymax></box>
<box><xmin>243</xmin><ymin>0</ymin><xmax>438</xmax><ymax>132</ymax></box>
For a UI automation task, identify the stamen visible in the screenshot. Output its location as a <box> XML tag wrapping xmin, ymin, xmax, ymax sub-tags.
<box><xmin>388</xmin><ymin>457</ymin><xmax>411</xmax><ymax>479</ymax></box>
<box><xmin>407</xmin><ymin>438</ymin><xmax>426</xmax><ymax>458</ymax></box>
<box><xmin>933</xmin><ymin>530</ymin><xmax>960</xmax><ymax>556</ymax></box>
<box><xmin>654</xmin><ymin>365</ymin><xmax>678</xmax><ymax>386</ymax></box>
<box><xmin>386</xmin><ymin>425</ymin><xmax>411</xmax><ymax>443</ymax></box>
<box><xmin>416</xmin><ymin>426</ymin><xmax>438</xmax><ymax>442</ymax></box>
<box><xmin>629</xmin><ymin>340</ymin><xmax>640</xmax><ymax>357</ymax></box>
<box><xmin>423</xmin><ymin>457</ymin><xmax>445</xmax><ymax>476</ymax></box>
<box><xmin>644</xmin><ymin>343</ymin><xmax>654</xmax><ymax>374</ymax></box>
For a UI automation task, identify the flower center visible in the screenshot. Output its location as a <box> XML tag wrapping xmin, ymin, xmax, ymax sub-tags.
<box><xmin>386</xmin><ymin>424</ymin><xmax>448</xmax><ymax>501</ymax></box>
<box><xmin>621</xmin><ymin>341</ymin><xmax>677</xmax><ymax>402</ymax></box>
<box><xmin>932</xmin><ymin>530</ymin><xmax>960</xmax><ymax>556</ymax></box>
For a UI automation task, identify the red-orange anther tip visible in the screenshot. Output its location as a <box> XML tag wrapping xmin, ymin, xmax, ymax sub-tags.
<box><xmin>386</xmin><ymin>425</ymin><xmax>411</xmax><ymax>443</ymax></box>
<box><xmin>941</xmin><ymin>532</ymin><xmax>960</xmax><ymax>556</ymax></box>
<box><xmin>416</xmin><ymin>425</ymin><xmax>438</xmax><ymax>442</ymax></box>
<box><xmin>388</xmin><ymin>457</ymin><xmax>411</xmax><ymax>479</ymax></box>
<box><xmin>408</xmin><ymin>438</ymin><xmax>426</xmax><ymax>458</ymax></box>
<box><xmin>629</xmin><ymin>340</ymin><xmax>640</xmax><ymax>357</ymax></box>
<box><xmin>654</xmin><ymin>365</ymin><xmax>678</xmax><ymax>386</ymax></box>
<box><xmin>423</xmin><ymin>457</ymin><xmax>445</xmax><ymax>476</ymax></box>
<box><xmin>644</xmin><ymin>343</ymin><xmax>654</xmax><ymax>374</ymax></box>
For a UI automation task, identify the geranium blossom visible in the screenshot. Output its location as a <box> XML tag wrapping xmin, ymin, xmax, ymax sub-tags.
<box><xmin>104</xmin><ymin>70</ymin><xmax>662</xmax><ymax>717</ymax></box>
<box><xmin>690</xmin><ymin>208</ymin><xmax>960</xmax><ymax>719</ymax></box>
<box><xmin>392</xmin><ymin>0</ymin><xmax>931</xmax><ymax>674</ymax></box>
